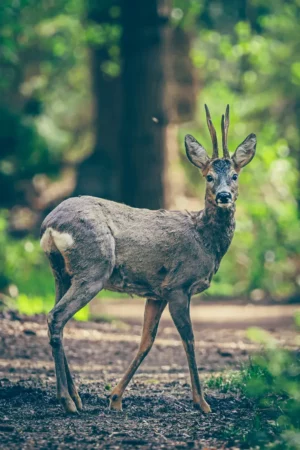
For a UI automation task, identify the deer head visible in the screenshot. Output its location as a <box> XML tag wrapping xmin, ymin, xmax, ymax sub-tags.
<box><xmin>185</xmin><ymin>105</ymin><xmax>256</xmax><ymax>209</ymax></box>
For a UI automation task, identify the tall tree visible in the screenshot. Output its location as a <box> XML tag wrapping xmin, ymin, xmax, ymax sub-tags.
<box><xmin>120</xmin><ymin>0</ymin><xmax>170</xmax><ymax>209</ymax></box>
<box><xmin>74</xmin><ymin>3</ymin><xmax>122</xmax><ymax>201</ymax></box>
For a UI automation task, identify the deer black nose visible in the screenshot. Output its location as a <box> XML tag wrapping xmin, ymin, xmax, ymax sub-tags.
<box><xmin>216</xmin><ymin>192</ymin><xmax>232</xmax><ymax>204</ymax></box>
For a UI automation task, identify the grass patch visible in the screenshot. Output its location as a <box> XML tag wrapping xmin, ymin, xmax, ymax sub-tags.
<box><xmin>206</xmin><ymin>370</ymin><xmax>242</xmax><ymax>393</ymax></box>
<box><xmin>206</xmin><ymin>361</ymin><xmax>273</xmax><ymax>394</ymax></box>
<box><xmin>207</xmin><ymin>326</ymin><xmax>300</xmax><ymax>449</ymax></box>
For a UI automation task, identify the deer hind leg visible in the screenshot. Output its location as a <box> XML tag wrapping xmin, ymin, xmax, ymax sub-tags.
<box><xmin>109</xmin><ymin>298</ymin><xmax>167</xmax><ymax>411</ymax></box>
<box><xmin>168</xmin><ymin>292</ymin><xmax>211</xmax><ymax>414</ymax></box>
<box><xmin>48</xmin><ymin>274</ymin><xmax>106</xmax><ymax>414</ymax></box>
<box><xmin>49</xmin><ymin>251</ymin><xmax>84</xmax><ymax>411</ymax></box>
<box><xmin>63</xmin><ymin>351</ymin><xmax>82</xmax><ymax>411</ymax></box>
<box><xmin>51</xmin><ymin>266</ymin><xmax>83</xmax><ymax>410</ymax></box>
<box><xmin>45</xmin><ymin>225</ymin><xmax>115</xmax><ymax>414</ymax></box>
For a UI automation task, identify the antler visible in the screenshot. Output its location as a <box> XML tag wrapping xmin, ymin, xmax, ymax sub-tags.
<box><xmin>204</xmin><ymin>104</ymin><xmax>218</xmax><ymax>159</ymax></box>
<box><xmin>221</xmin><ymin>104</ymin><xmax>230</xmax><ymax>158</ymax></box>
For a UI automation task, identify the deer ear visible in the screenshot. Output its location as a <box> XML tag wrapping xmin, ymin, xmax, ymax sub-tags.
<box><xmin>232</xmin><ymin>133</ymin><xmax>256</xmax><ymax>168</ymax></box>
<box><xmin>185</xmin><ymin>134</ymin><xmax>210</xmax><ymax>170</ymax></box>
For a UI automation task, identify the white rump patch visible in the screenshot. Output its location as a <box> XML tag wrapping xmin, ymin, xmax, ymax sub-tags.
<box><xmin>40</xmin><ymin>227</ymin><xmax>74</xmax><ymax>253</ymax></box>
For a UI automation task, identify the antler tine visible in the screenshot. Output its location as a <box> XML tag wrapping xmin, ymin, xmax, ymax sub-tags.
<box><xmin>204</xmin><ymin>104</ymin><xmax>218</xmax><ymax>159</ymax></box>
<box><xmin>221</xmin><ymin>104</ymin><xmax>230</xmax><ymax>158</ymax></box>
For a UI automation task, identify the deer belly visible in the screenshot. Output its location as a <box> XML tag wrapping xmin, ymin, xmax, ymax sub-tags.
<box><xmin>105</xmin><ymin>265</ymin><xmax>161</xmax><ymax>300</ymax></box>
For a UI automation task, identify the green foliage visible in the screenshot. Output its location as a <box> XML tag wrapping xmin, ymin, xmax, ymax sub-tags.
<box><xmin>208</xmin><ymin>324</ymin><xmax>300</xmax><ymax>448</ymax></box>
<box><xmin>245</xmin><ymin>327</ymin><xmax>300</xmax><ymax>442</ymax></box>
<box><xmin>0</xmin><ymin>0</ymin><xmax>92</xmax><ymax>184</ymax></box>
<box><xmin>0</xmin><ymin>108</ymin><xmax>56</xmax><ymax>179</ymax></box>
<box><xmin>177</xmin><ymin>0</ymin><xmax>300</xmax><ymax>299</ymax></box>
<box><xmin>0</xmin><ymin>210</ymin><xmax>55</xmax><ymax>312</ymax></box>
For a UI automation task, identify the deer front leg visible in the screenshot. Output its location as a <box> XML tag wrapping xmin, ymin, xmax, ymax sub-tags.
<box><xmin>109</xmin><ymin>298</ymin><xmax>167</xmax><ymax>411</ymax></box>
<box><xmin>168</xmin><ymin>292</ymin><xmax>211</xmax><ymax>414</ymax></box>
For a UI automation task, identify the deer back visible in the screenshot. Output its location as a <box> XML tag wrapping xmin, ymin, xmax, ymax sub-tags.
<box><xmin>42</xmin><ymin>196</ymin><xmax>218</xmax><ymax>300</ymax></box>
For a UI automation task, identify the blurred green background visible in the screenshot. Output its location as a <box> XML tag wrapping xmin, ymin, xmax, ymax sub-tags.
<box><xmin>1</xmin><ymin>0</ymin><xmax>300</xmax><ymax>315</ymax></box>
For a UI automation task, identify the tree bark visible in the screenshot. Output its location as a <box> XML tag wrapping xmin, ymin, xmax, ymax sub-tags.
<box><xmin>74</xmin><ymin>6</ymin><xmax>122</xmax><ymax>201</ymax></box>
<box><xmin>120</xmin><ymin>0</ymin><xmax>170</xmax><ymax>209</ymax></box>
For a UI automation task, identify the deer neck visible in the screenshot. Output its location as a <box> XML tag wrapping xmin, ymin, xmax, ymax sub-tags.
<box><xmin>196</xmin><ymin>196</ymin><xmax>236</xmax><ymax>262</ymax></box>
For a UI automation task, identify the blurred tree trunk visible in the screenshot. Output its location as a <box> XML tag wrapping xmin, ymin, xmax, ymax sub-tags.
<box><xmin>164</xmin><ymin>27</ymin><xmax>198</xmax><ymax>209</ymax></box>
<box><xmin>74</xmin><ymin>8</ymin><xmax>122</xmax><ymax>201</ymax></box>
<box><xmin>120</xmin><ymin>0</ymin><xmax>170</xmax><ymax>209</ymax></box>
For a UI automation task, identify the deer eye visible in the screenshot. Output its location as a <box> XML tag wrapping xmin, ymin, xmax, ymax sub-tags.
<box><xmin>232</xmin><ymin>173</ymin><xmax>238</xmax><ymax>181</ymax></box>
<box><xmin>206</xmin><ymin>175</ymin><xmax>214</xmax><ymax>182</ymax></box>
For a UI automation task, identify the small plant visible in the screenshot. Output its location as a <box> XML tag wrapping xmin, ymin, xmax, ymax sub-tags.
<box><xmin>208</xmin><ymin>323</ymin><xmax>300</xmax><ymax>449</ymax></box>
<box><xmin>206</xmin><ymin>371</ymin><xmax>243</xmax><ymax>393</ymax></box>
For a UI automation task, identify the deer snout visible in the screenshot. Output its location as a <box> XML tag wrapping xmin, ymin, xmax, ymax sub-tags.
<box><xmin>216</xmin><ymin>191</ymin><xmax>232</xmax><ymax>204</ymax></box>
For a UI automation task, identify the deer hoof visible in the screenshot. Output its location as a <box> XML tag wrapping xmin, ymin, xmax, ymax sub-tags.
<box><xmin>200</xmin><ymin>400</ymin><xmax>212</xmax><ymax>414</ymax></box>
<box><xmin>72</xmin><ymin>393</ymin><xmax>83</xmax><ymax>411</ymax></box>
<box><xmin>193</xmin><ymin>399</ymin><xmax>211</xmax><ymax>414</ymax></box>
<box><xmin>60</xmin><ymin>396</ymin><xmax>79</xmax><ymax>415</ymax></box>
<box><xmin>109</xmin><ymin>394</ymin><xmax>123</xmax><ymax>411</ymax></box>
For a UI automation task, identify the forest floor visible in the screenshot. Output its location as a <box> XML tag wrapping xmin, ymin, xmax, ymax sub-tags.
<box><xmin>0</xmin><ymin>300</ymin><xmax>298</xmax><ymax>449</ymax></box>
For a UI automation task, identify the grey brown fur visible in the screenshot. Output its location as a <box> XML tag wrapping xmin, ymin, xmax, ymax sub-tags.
<box><xmin>42</xmin><ymin>196</ymin><xmax>234</xmax><ymax>299</ymax></box>
<box><xmin>40</xmin><ymin>105</ymin><xmax>257</xmax><ymax>415</ymax></box>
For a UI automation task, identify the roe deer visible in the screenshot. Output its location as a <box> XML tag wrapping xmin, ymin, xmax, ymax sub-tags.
<box><xmin>40</xmin><ymin>105</ymin><xmax>256</xmax><ymax>414</ymax></box>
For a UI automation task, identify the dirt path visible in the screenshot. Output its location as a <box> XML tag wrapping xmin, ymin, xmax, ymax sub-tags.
<box><xmin>0</xmin><ymin>301</ymin><xmax>298</xmax><ymax>449</ymax></box>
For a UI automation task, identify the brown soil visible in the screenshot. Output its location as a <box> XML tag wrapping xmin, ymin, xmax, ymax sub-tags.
<box><xmin>0</xmin><ymin>301</ymin><xmax>298</xmax><ymax>449</ymax></box>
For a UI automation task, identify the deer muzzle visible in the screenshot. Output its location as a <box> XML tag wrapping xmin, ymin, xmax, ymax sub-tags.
<box><xmin>216</xmin><ymin>191</ymin><xmax>232</xmax><ymax>206</ymax></box>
